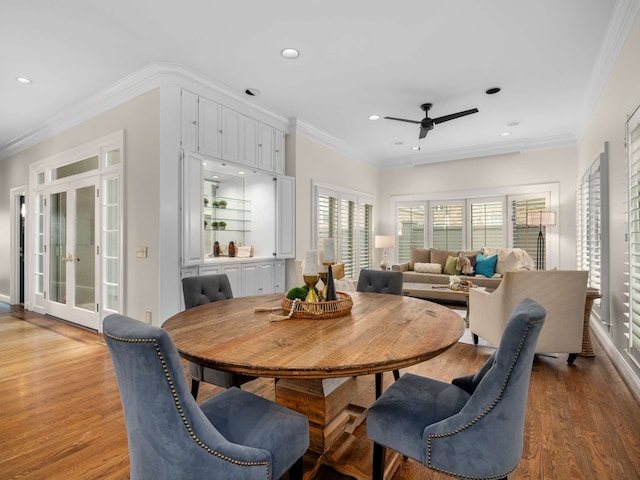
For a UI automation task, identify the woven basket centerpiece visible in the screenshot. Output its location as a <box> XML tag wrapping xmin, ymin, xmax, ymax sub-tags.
<box><xmin>281</xmin><ymin>292</ymin><xmax>353</xmax><ymax>319</ymax></box>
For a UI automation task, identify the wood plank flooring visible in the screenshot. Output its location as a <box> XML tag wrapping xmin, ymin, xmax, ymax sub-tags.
<box><xmin>1</xmin><ymin>308</ymin><xmax>639</xmax><ymax>479</ymax></box>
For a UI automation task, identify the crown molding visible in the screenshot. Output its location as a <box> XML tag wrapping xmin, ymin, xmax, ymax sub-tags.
<box><xmin>0</xmin><ymin>62</ymin><xmax>289</xmax><ymax>161</ymax></box>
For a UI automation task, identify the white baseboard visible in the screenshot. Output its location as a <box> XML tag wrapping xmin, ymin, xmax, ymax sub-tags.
<box><xmin>590</xmin><ymin>319</ymin><xmax>640</xmax><ymax>402</ymax></box>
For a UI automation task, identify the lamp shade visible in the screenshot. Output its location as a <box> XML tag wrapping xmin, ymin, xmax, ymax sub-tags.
<box><xmin>526</xmin><ymin>211</ymin><xmax>556</xmax><ymax>227</ymax></box>
<box><xmin>375</xmin><ymin>235</ymin><xmax>395</xmax><ymax>249</ymax></box>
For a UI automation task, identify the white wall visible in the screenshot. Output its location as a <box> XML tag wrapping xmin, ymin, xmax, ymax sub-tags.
<box><xmin>376</xmin><ymin>146</ymin><xmax>579</xmax><ymax>269</ymax></box>
<box><xmin>0</xmin><ymin>90</ymin><xmax>162</xmax><ymax>324</ymax></box>
<box><xmin>577</xmin><ymin>13</ymin><xmax>640</xmax><ymax>390</ymax></box>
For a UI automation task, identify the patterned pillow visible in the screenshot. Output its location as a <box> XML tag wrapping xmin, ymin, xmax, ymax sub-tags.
<box><xmin>414</xmin><ymin>262</ymin><xmax>442</xmax><ymax>274</ymax></box>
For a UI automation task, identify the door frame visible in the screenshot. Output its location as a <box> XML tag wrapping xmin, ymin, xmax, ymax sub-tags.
<box><xmin>8</xmin><ymin>185</ymin><xmax>27</xmax><ymax>305</ymax></box>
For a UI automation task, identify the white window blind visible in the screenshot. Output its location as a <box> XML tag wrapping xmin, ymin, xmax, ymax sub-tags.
<box><xmin>511</xmin><ymin>197</ymin><xmax>547</xmax><ymax>267</ymax></box>
<box><xmin>431</xmin><ymin>203</ymin><xmax>463</xmax><ymax>251</ymax></box>
<box><xmin>470</xmin><ymin>200</ymin><xmax>505</xmax><ymax>250</ymax></box>
<box><xmin>314</xmin><ymin>184</ymin><xmax>372</xmax><ymax>279</ymax></box>
<box><xmin>628</xmin><ymin>107</ymin><xmax>640</xmax><ymax>359</ymax></box>
<box><xmin>578</xmin><ymin>145</ymin><xmax>609</xmax><ymax>326</ymax></box>
<box><xmin>396</xmin><ymin>205</ymin><xmax>425</xmax><ymax>263</ymax></box>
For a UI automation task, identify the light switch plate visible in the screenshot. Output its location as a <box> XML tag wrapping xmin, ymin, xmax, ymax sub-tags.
<box><xmin>136</xmin><ymin>246</ymin><xmax>148</xmax><ymax>258</ymax></box>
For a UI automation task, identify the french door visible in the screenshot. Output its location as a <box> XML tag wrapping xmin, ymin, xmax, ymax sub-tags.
<box><xmin>45</xmin><ymin>177</ymin><xmax>100</xmax><ymax>329</ymax></box>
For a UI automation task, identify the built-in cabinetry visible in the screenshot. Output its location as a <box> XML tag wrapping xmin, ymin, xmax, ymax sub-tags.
<box><xmin>180</xmin><ymin>88</ymin><xmax>293</xmax><ymax>299</ymax></box>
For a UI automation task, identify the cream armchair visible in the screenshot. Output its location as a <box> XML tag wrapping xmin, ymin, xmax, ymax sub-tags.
<box><xmin>468</xmin><ymin>270</ymin><xmax>588</xmax><ymax>363</ymax></box>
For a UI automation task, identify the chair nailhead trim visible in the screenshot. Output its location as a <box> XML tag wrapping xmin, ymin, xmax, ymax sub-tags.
<box><xmin>105</xmin><ymin>332</ymin><xmax>270</xmax><ymax>480</ymax></box>
<box><xmin>425</xmin><ymin>319</ymin><xmax>543</xmax><ymax>480</ymax></box>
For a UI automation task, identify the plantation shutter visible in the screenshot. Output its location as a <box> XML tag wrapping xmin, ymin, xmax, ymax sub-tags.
<box><xmin>431</xmin><ymin>203</ymin><xmax>463</xmax><ymax>251</ymax></box>
<box><xmin>396</xmin><ymin>205</ymin><xmax>425</xmax><ymax>263</ymax></box>
<box><xmin>358</xmin><ymin>202</ymin><xmax>373</xmax><ymax>271</ymax></box>
<box><xmin>511</xmin><ymin>197</ymin><xmax>547</xmax><ymax>266</ymax></box>
<box><xmin>628</xmin><ymin>107</ymin><xmax>640</xmax><ymax>359</ymax></box>
<box><xmin>317</xmin><ymin>192</ymin><xmax>338</xmax><ymax>246</ymax></box>
<box><xmin>470</xmin><ymin>200</ymin><xmax>505</xmax><ymax>250</ymax></box>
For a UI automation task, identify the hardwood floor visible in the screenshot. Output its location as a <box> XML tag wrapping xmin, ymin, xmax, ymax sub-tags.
<box><xmin>1</xmin><ymin>308</ymin><xmax>639</xmax><ymax>479</ymax></box>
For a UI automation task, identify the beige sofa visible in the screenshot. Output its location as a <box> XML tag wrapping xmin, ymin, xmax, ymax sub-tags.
<box><xmin>392</xmin><ymin>247</ymin><xmax>535</xmax><ymax>289</ymax></box>
<box><xmin>468</xmin><ymin>270</ymin><xmax>588</xmax><ymax>362</ymax></box>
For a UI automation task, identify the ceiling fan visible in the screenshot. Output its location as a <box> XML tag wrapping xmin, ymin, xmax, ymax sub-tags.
<box><xmin>384</xmin><ymin>103</ymin><xmax>479</xmax><ymax>139</ymax></box>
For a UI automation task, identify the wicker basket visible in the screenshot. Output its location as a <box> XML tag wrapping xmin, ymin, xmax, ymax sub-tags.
<box><xmin>281</xmin><ymin>292</ymin><xmax>353</xmax><ymax>319</ymax></box>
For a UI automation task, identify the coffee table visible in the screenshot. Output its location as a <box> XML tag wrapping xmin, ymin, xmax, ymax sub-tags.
<box><xmin>402</xmin><ymin>282</ymin><xmax>486</xmax><ymax>317</ymax></box>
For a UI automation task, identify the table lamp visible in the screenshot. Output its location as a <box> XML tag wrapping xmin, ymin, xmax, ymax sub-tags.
<box><xmin>526</xmin><ymin>211</ymin><xmax>556</xmax><ymax>271</ymax></box>
<box><xmin>375</xmin><ymin>235</ymin><xmax>395</xmax><ymax>270</ymax></box>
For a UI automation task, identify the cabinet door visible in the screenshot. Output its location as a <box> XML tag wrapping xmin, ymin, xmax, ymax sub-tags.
<box><xmin>276</xmin><ymin>175</ymin><xmax>296</xmax><ymax>258</ymax></box>
<box><xmin>258</xmin><ymin>123</ymin><xmax>274</xmax><ymax>172</ymax></box>
<box><xmin>181</xmin><ymin>90</ymin><xmax>197</xmax><ymax>152</ymax></box>
<box><xmin>198</xmin><ymin>97</ymin><xmax>222</xmax><ymax>158</ymax></box>
<box><xmin>274</xmin><ymin>260</ymin><xmax>285</xmax><ymax>293</ymax></box>
<box><xmin>274</xmin><ymin>129</ymin><xmax>285</xmax><ymax>174</ymax></box>
<box><xmin>222</xmin><ymin>264</ymin><xmax>242</xmax><ymax>297</ymax></box>
<box><xmin>221</xmin><ymin>107</ymin><xmax>240</xmax><ymax>163</ymax></box>
<box><xmin>181</xmin><ymin>152</ymin><xmax>204</xmax><ymax>266</ymax></box>
<box><xmin>241</xmin><ymin>263</ymin><xmax>259</xmax><ymax>296</ymax></box>
<box><xmin>240</xmin><ymin>115</ymin><xmax>259</xmax><ymax>168</ymax></box>
<box><xmin>258</xmin><ymin>261</ymin><xmax>275</xmax><ymax>295</ymax></box>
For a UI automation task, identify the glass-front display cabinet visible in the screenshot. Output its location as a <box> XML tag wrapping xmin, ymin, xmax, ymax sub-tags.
<box><xmin>203</xmin><ymin>194</ymin><xmax>251</xmax><ymax>257</ymax></box>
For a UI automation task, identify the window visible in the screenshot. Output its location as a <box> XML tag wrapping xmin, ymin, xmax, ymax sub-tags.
<box><xmin>431</xmin><ymin>202</ymin><xmax>463</xmax><ymax>251</ymax></box>
<box><xmin>511</xmin><ymin>196</ymin><xmax>547</xmax><ymax>268</ymax></box>
<box><xmin>396</xmin><ymin>204</ymin><xmax>425</xmax><ymax>263</ymax></box>
<box><xmin>314</xmin><ymin>184</ymin><xmax>372</xmax><ymax>278</ymax></box>
<box><xmin>627</xmin><ymin>105</ymin><xmax>640</xmax><ymax>360</ymax></box>
<box><xmin>579</xmin><ymin>145</ymin><xmax>609</xmax><ymax>326</ymax></box>
<box><xmin>470</xmin><ymin>199</ymin><xmax>505</xmax><ymax>250</ymax></box>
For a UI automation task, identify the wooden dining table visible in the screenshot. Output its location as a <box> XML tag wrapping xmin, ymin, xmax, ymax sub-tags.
<box><xmin>163</xmin><ymin>291</ymin><xmax>465</xmax><ymax>479</ymax></box>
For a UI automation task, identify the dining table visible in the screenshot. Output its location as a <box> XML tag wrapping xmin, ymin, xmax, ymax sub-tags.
<box><xmin>163</xmin><ymin>291</ymin><xmax>465</xmax><ymax>480</ymax></box>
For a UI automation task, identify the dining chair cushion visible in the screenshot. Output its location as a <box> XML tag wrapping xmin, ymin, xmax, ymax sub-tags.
<box><xmin>356</xmin><ymin>269</ymin><xmax>403</xmax><ymax>295</ymax></box>
<box><xmin>182</xmin><ymin>274</ymin><xmax>233</xmax><ymax>309</ymax></box>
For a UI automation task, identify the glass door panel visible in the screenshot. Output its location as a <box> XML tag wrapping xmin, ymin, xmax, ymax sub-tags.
<box><xmin>49</xmin><ymin>191</ymin><xmax>67</xmax><ymax>304</ymax></box>
<box><xmin>74</xmin><ymin>185</ymin><xmax>95</xmax><ymax>311</ymax></box>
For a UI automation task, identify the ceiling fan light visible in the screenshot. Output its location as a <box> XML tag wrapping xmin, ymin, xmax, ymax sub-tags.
<box><xmin>16</xmin><ymin>77</ymin><xmax>32</xmax><ymax>84</ymax></box>
<box><xmin>368</xmin><ymin>114</ymin><xmax>381</xmax><ymax>121</ymax></box>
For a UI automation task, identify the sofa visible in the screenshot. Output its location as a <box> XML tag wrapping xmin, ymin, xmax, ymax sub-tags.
<box><xmin>392</xmin><ymin>247</ymin><xmax>535</xmax><ymax>289</ymax></box>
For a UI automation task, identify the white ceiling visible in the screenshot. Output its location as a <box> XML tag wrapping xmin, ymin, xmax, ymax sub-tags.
<box><xmin>2</xmin><ymin>0</ymin><xmax>638</xmax><ymax>167</ymax></box>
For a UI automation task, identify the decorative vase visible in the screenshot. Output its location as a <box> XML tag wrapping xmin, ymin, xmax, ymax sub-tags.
<box><xmin>325</xmin><ymin>265</ymin><xmax>337</xmax><ymax>301</ymax></box>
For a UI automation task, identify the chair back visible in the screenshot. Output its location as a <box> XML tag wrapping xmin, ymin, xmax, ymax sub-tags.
<box><xmin>356</xmin><ymin>269</ymin><xmax>403</xmax><ymax>295</ymax></box>
<box><xmin>182</xmin><ymin>274</ymin><xmax>233</xmax><ymax>309</ymax></box>
<box><xmin>425</xmin><ymin>298</ymin><xmax>546</xmax><ymax>478</ymax></box>
<box><xmin>103</xmin><ymin>314</ymin><xmax>272</xmax><ymax>480</ymax></box>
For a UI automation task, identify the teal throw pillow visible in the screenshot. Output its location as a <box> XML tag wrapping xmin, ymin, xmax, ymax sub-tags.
<box><xmin>475</xmin><ymin>254</ymin><xmax>498</xmax><ymax>277</ymax></box>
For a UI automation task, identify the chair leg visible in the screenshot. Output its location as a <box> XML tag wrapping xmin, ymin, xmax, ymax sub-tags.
<box><xmin>287</xmin><ymin>456</ymin><xmax>303</xmax><ymax>480</ymax></box>
<box><xmin>372</xmin><ymin>442</ymin><xmax>385</xmax><ymax>480</ymax></box>
<box><xmin>190</xmin><ymin>378</ymin><xmax>200</xmax><ymax>400</ymax></box>
<box><xmin>393</xmin><ymin>369</ymin><xmax>400</xmax><ymax>381</ymax></box>
<box><xmin>473</xmin><ymin>333</ymin><xmax>479</xmax><ymax>344</ymax></box>
<box><xmin>375</xmin><ymin>373</ymin><xmax>383</xmax><ymax>398</ymax></box>
<box><xmin>567</xmin><ymin>353</ymin><xmax>578</xmax><ymax>364</ymax></box>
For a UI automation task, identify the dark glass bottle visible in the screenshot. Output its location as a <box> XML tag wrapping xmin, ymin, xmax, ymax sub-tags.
<box><xmin>228</xmin><ymin>241</ymin><xmax>236</xmax><ymax>258</ymax></box>
<box><xmin>213</xmin><ymin>241</ymin><xmax>220</xmax><ymax>257</ymax></box>
<box><xmin>325</xmin><ymin>264</ymin><xmax>337</xmax><ymax>301</ymax></box>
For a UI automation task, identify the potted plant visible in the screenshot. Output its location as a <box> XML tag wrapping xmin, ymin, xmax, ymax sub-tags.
<box><xmin>218</xmin><ymin>221</ymin><xmax>227</xmax><ymax>230</ymax></box>
<box><xmin>211</xmin><ymin>221</ymin><xmax>219</xmax><ymax>230</ymax></box>
<box><xmin>204</xmin><ymin>197</ymin><xmax>209</xmax><ymax>207</ymax></box>
<box><xmin>219</xmin><ymin>199</ymin><xmax>227</xmax><ymax>209</ymax></box>
<box><xmin>212</xmin><ymin>200</ymin><xmax>220</xmax><ymax>208</ymax></box>
<box><xmin>204</xmin><ymin>220</ymin><xmax>208</xmax><ymax>229</ymax></box>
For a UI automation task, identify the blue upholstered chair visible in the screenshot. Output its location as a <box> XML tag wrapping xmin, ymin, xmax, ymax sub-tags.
<box><xmin>103</xmin><ymin>314</ymin><xmax>309</xmax><ymax>480</ymax></box>
<box><xmin>356</xmin><ymin>269</ymin><xmax>404</xmax><ymax>395</ymax></box>
<box><xmin>182</xmin><ymin>274</ymin><xmax>255</xmax><ymax>399</ymax></box>
<box><xmin>367</xmin><ymin>298</ymin><xmax>546</xmax><ymax>480</ymax></box>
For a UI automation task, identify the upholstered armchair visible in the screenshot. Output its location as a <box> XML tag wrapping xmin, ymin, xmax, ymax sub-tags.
<box><xmin>182</xmin><ymin>274</ymin><xmax>255</xmax><ymax>398</ymax></box>
<box><xmin>103</xmin><ymin>314</ymin><xmax>309</xmax><ymax>480</ymax></box>
<box><xmin>468</xmin><ymin>270</ymin><xmax>588</xmax><ymax>363</ymax></box>
<box><xmin>367</xmin><ymin>298</ymin><xmax>546</xmax><ymax>480</ymax></box>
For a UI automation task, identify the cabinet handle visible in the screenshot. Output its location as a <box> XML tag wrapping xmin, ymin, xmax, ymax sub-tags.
<box><xmin>258</xmin><ymin>144</ymin><xmax>262</xmax><ymax>147</ymax></box>
<box><xmin>192</xmin><ymin>120</ymin><xmax>197</xmax><ymax>125</ymax></box>
<box><xmin>219</xmin><ymin>130</ymin><xmax>223</xmax><ymax>133</ymax></box>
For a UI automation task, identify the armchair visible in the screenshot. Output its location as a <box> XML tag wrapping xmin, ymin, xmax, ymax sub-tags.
<box><xmin>367</xmin><ymin>299</ymin><xmax>546</xmax><ymax>480</ymax></box>
<box><xmin>103</xmin><ymin>314</ymin><xmax>309</xmax><ymax>480</ymax></box>
<box><xmin>468</xmin><ymin>270</ymin><xmax>588</xmax><ymax>363</ymax></box>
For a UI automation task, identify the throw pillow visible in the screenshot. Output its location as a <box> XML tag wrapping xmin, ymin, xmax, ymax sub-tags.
<box><xmin>414</xmin><ymin>262</ymin><xmax>442</xmax><ymax>274</ymax></box>
<box><xmin>495</xmin><ymin>251</ymin><xmax>520</xmax><ymax>274</ymax></box>
<box><xmin>456</xmin><ymin>254</ymin><xmax>476</xmax><ymax>275</ymax></box>
<box><xmin>443</xmin><ymin>255</ymin><xmax>461</xmax><ymax>275</ymax></box>
<box><xmin>431</xmin><ymin>248</ymin><xmax>458</xmax><ymax>271</ymax></box>
<box><xmin>409</xmin><ymin>248</ymin><xmax>431</xmax><ymax>270</ymax></box>
<box><xmin>475</xmin><ymin>254</ymin><xmax>498</xmax><ymax>277</ymax></box>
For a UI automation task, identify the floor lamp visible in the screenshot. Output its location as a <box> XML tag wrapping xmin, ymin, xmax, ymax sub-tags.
<box><xmin>526</xmin><ymin>211</ymin><xmax>556</xmax><ymax>270</ymax></box>
<box><xmin>375</xmin><ymin>235</ymin><xmax>395</xmax><ymax>270</ymax></box>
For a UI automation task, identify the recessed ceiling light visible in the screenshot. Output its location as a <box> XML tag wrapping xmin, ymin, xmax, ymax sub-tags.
<box><xmin>212</xmin><ymin>175</ymin><xmax>219</xmax><ymax>179</ymax></box>
<box><xmin>485</xmin><ymin>87</ymin><xmax>501</xmax><ymax>95</ymax></box>
<box><xmin>202</xmin><ymin>161</ymin><xmax>207</xmax><ymax>166</ymax></box>
<box><xmin>281</xmin><ymin>48</ymin><xmax>300</xmax><ymax>59</ymax></box>
<box><xmin>245</xmin><ymin>88</ymin><xmax>261</xmax><ymax>96</ymax></box>
<box><xmin>16</xmin><ymin>77</ymin><xmax>32</xmax><ymax>84</ymax></box>
<box><xmin>368</xmin><ymin>114</ymin><xmax>381</xmax><ymax>121</ymax></box>
<box><xmin>410</xmin><ymin>146</ymin><xmax>420</xmax><ymax>151</ymax></box>
<box><xmin>238</xmin><ymin>171</ymin><xmax>245</xmax><ymax>175</ymax></box>
<box><xmin>500</xmin><ymin>132</ymin><xmax>512</xmax><ymax>136</ymax></box>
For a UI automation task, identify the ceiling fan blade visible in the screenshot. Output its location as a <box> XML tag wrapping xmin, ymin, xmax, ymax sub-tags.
<box><xmin>419</xmin><ymin>126</ymin><xmax>429</xmax><ymax>139</ymax></box>
<box><xmin>432</xmin><ymin>108</ymin><xmax>479</xmax><ymax>124</ymax></box>
<box><xmin>384</xmin><ymin>116</ymin><xmax>421</xmax><ymax>124</ymax></box>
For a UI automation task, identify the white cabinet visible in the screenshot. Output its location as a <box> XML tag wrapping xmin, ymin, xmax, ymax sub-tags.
<box><xmin>258</xmin><ymin>261</ymin><xmax>275</xmax><ymax>295</ymax></box>
<box><xmin>240</xmin><ymin>115</ymin><xmax>259</xmax><ymax>168</ymax></box>
<box><xmin>198</xmin><ymin>97</ymin><xmax>222</xmax><ymax>158</ymax></box>
<box><xmin>274</xmin><ymin>260</ymin><xmax>285</xmax><ymax>293</ymax></box>
<box><xmin>182</xmin><ymin>152</ymin><xmax>204</xmax><ymax>266</ymax></box>
<box><xmin>221</xmin><ymin>108</ymin><xmax>240</xmax><ymax>163</ymax></box>
<box><xmin>274</xmin><ymin>129</ymin><xmax>285</xmax><ymax>174</ymax></box>
<box><xmin>276</xmin><ymin>176</ymin><xmax>295</xmax><ymax>258</ymax></box>
<box><xmin>221</xmin><ymin>264</ymin><xmax>242</xmax><ymax>296</ymax></box>
<box><xmin>258</xmin><ymin>123</ymin><xmax>274</xmax><ymax>172</ymax></box>
<box><xmin>181</xmin><ymin>90</ymin><xmax>197</xmax><ymax>152</ymax></box>
<box><xmin>241</xmin><ymin>263</ymin><xmax>259</xmax><ymax>296</ymax></box>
